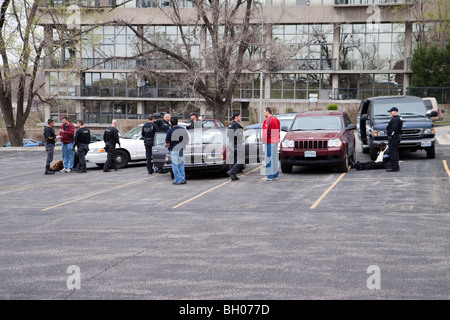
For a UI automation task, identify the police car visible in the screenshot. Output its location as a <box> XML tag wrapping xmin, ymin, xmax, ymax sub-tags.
<box><xmin>85</xmin><ymin>124</ymin><xmax>147</xmax><ymax>169</ymax></box>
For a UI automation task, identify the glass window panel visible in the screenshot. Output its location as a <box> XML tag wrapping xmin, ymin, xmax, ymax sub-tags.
<box><xmin>116</xmin><ymin>44</ymin><xmax>127</xmax><ymax>57</ymax></box>
<box><xmin>378</xmin><ymin>43</ymin><xmax>391</xmax><ymax>59</ymax></box>
<box><xmin>380</xmin><ymin>24</ymin><xmax>392</xmax><ymax>33</ymax></box>
<box><xmin>379</xmin><ymin>33</ymin><xmax>392</xmax><ymax>43</ymax></box>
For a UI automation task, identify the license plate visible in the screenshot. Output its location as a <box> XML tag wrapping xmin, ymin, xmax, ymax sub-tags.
<box><xmin>304</xmin><ymin>151</ymin><xmax>316</xmax><ymax>157</ymax></box>
<box><xmin>421</xmin><ymin>141</ymin><xmax>432</xmax><ymax>147</ymax></box>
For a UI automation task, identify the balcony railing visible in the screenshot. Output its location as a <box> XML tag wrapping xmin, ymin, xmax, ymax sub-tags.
<box><xmin>77</xmin><ymin>86</ymin><xmax>194</xmax><ymax>98</ymax></box>
<box><xmin>335</xmin><ymin>0</ymin><xmax>406</xmax><ymax>5</ymax></box>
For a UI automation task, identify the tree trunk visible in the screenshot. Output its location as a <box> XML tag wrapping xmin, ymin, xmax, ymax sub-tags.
<box><xmin>212</xmin><ymin>100</ymin><xmax>229</xmax><ymax>124</ymax></box>
<box><xmin>6</xmin><ymin>126</ymin><xmax>24</xmax><ymax>147</ymax></box>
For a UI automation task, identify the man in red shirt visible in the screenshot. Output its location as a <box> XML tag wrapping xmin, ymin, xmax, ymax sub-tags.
<box><xmin>262</xmin><ymin>107</ymin><xmax>280</xmax><ymax>181</ymax></box>
<box><xmin>59</xmin><ymin>116</ymin><xmax>76</xmax><ymax>173</ymax></box>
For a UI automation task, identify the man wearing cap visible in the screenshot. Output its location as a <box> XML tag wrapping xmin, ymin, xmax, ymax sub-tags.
<box><xmin>354</xmin><ymin>142</ymin><xmax>389</xmax><ymax>170</ymax></box>
<box><xmin>186</xmin><ymin>113</ymin><xmax>203</xmax><ymax>130</ymax></box>
<box><xmin>386</xmin><ymin>107</ymin><xmax>403</xmax><ymax>172</ymax></box>
<box><xmin>227</xmin><ymin>112</ymin><xmax>244</xmax><ymax>181</ymax></box>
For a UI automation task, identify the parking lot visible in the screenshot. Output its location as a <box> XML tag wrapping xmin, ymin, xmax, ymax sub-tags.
<box><xmin>0</xmin><ymin>126</ymin><xmax>449</xmax><ymax>300</ymax></box>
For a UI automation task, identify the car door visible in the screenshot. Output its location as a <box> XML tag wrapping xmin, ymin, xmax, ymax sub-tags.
<box><xmin>152</xmin><ymin>132</ymin><xmax>168</xmax><ymax>168</ymax></box>
<box><xmin>343</xmin><ymin>112</ymin><xmax>355</xmax><ymax>156</ymax></box>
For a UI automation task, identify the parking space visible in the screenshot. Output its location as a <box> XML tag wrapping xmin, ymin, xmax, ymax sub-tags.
<box><xmin>0</xmin><ymin>132</ymin><xmax>449</xmax><ymax>299</ymax></box>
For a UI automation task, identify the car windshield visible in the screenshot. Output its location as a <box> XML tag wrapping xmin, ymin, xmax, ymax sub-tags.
<box><xmin>279</xmin><ymin>118</ymin><xmax>294</xmax><ymax>130</ymax></box>
<box><xmin>373</xmin><ymin>101</ymin><xmax>427</xmax><ymax>118</ymax></box>
<box><xmin>121</xmin><ymin>126</ymin><xmax>142</xmax><ymax>139</ymax></box>
<box><xmin>291</xmin><ymin>116</ymin><xmax>343</xmax><ymax>131</ymax></box>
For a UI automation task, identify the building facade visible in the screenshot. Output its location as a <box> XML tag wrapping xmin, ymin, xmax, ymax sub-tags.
<box><xmin>40</xmin><ymin>0</ymin><xmax>436</xmax><ymax>123</ymax></box>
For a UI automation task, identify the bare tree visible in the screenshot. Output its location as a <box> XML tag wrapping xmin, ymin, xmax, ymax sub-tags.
<box><xmin>113</xmin><ymin>0</ymin><xmax>293</xmax><ymax>122</ymax></box>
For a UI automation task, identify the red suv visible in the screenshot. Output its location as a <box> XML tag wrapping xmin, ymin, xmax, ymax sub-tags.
<box><xmin>280</xmin><ymin>111</ymin><xmax>356</xmax><ymax>173</ymax></box>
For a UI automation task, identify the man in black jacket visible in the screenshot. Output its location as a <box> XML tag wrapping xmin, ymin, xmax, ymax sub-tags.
<box><xmin>154</xmin><ymin>113</ymin><xmax>172</xmax><ymax>133</ymax></box>
<box><xmin>227</xmin><ymin>113</ymin><xmax>244</xmax><ymax>181</ymax></box>
<box><xmin>74</xmin><ymin>120</ymin><xmax>90</xmax><ymax>173</ymax></box>
<box><xmin>43</xmin><ymin>119</ymin><xmax>57</xmax><ymax>175</ymax></box>
<box><xmin>141</xmin><ymin>114</ymin><xmax>159</xmax><ymax>174</ymax></box>
<box><xmin>386</xmin><ymin>107</ymin><xmax>403</xmax><ymax>172</ymax></box>
<box><xmin>103</xmin><ymin>119</ymin><xmax>121</xmax><ymax>172</ymax></box>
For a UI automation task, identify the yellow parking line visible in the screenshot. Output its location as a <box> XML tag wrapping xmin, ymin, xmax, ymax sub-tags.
<box><xmin>41</xmin><ymin>175</ymin><xmax>158</xmax><ymax>212</ymax></box>
<box><xmin>310</xmin><ymin>171</ymin><xmax>347</xmax><ymax>210</ymax></box>
<box><xmin>172</xmin><ymin>165</ymin><xmax>264</xmax><ymax>209</ymax></box>
<box><xmin>443</xmin><ymin>160</ymin><xmax>450</xmax><ymax>178</ymax></box>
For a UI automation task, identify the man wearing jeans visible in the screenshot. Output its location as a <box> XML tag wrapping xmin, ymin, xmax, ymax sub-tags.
<box><xmin>262</xmin><ymin>107</ymin><xmax>280</xmax><ymax>181</ymax></box>
<box><xmin>59</xmin><ymin>116</ymin><xmax>75</xmax><ymax>173</ymax></box>
<box><xmin>165</xmin><ymin>116</ymin><xmax>189</xmax><ymax>185</ymax></box>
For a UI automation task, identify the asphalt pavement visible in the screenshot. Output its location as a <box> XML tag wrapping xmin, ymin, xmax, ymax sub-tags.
<box><xmin>0</xmin><ymin>128</ymin><xmax>449</xmax><ymax>300</ymax></box>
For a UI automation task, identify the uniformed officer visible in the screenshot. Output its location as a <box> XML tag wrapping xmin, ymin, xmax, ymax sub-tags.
<box><xmin>103</xmin><ymin>119</ymin><xmax>121</xmax><ymax>172</ymax></box>
<box><xmin>141</xmin><ymin>114</ymin><xmax>159</xmax><ymax>174</ymax></box>
<box><xmin>226</xmin><ymin>112</ymin><xmax>244</xmax><ymax>181</ymax></box>
<box><xmin>73</xmin><ymin>120</ymin><xmax>90</xmax><ymax>173</ymax></box>
<box><xmin>43</xmin><ymin>119</ymin><xmax>57</xmax><ymax>175</ymax></box>
<box><xmin>186</xmin><ymin>113</ymin><xmax>203</xmax><ymax>130</ymax></box>
<box><xmin>154</xmin><ymin>113</ymin><xmax>172</xmax><ymax>133</ymax></box>
<box><xmin>386</xmin><ymin>107</ymin><xmax>403</xmax><ymax>172</ymax></box>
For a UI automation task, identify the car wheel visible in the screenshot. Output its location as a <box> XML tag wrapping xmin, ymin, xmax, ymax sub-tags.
<box><xmin>337</xmin><ymin>149</ymin><xmax>349</xmax><ymax>173</ymax></box>
<box><xmin>114</xmin><ymin>150</ymin><xmax>129</xmax><ymax>169</ymax></box>
<box><xmin>281</xmin><ymin>161</ymin><xmax>293</xmax><ymax>174</ymax></box>
<box><xmin>369</xmin><ymin>142</ymin><xmax>378</xmax><ymax>161</ymax></box>
<box><xmin>361</xmin><ymin>144</ymin><xmax>369</xmax><ymax>154</ymax></box>
<box><xmin>426</xmin><ymin>145</ymin><xmax>435</xmax><ymax>159</ymax></box>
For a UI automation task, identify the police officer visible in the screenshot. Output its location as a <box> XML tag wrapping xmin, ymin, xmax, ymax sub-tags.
<box><xmin>186</xmin><ymin>113</ymin><xmax>203</xmax><ymax>130</ymax></box>
<box><xmin>44</xmin><ymin>119</ymin><xmax>57</xmax><ymax>175</ymax></box>
<box><xmin>154</xmin><ymin>113</ymin><xmax>172</xmax><ymax>133</ymax></box>
<box><xmin>73</xmin><ymin>120</ymin><xmax>90</xmax><ymax>173</ymax></box>
<box><xmin>103</xmin><ymin>119</ymin><xmax>121</xmax><ymax>172</ymax></box>
<box><xmin>141</xmin><ymin>114</ymin><xmax>159</xmax><ymax>174</ymax></box>
<box><xmin>227</xmin><ymin>112</ymin><xmax>244</xmax><ymax>181</ymax></box>
<box><xmin>386</xmin><ymin>107</ymin><xmax>403</xmax><ymax>172</ymax></box>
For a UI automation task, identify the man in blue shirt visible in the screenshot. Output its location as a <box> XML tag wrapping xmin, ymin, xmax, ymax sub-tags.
<box><xmin>165</xmin><ymin>116</ymin><xmax>189</xmax><ymax>185</ymax></box>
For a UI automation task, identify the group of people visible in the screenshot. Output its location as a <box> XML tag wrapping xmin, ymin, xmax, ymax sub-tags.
<box><xmin>43</xmin><ymin>117</ymin><xmax>91</xmax><ymax>175</ymax></box>
<box><xmin>43</xmin><ymin>106</ymin><xmax>403</xmax><ymax>178</ymax></box>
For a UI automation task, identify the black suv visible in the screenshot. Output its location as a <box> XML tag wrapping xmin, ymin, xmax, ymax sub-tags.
<box><xmin>357</xmin><ymin>96</ymin><xmax>437</xmax><ymax>160</ymax></box>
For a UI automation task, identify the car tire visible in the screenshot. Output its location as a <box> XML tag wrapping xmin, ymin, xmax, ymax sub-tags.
<box><xmin>369</xmin><ymin>142</ymin><xmax>378</xmax><ymax>161</ymax></box>
<box><xmin>281</xmin><ymin>161</ymin><xmax>293</xmax><ymax>174</ymax></box>
<box><xmin>114</xmin><ymin>150</ymin><xmax>130</xmax><ymax>169</ymax></box>
<box><xmin>361</xmin><ymin>144</ymin><xmax>369</xmax><ymax>154</ymax></box>
<box><xmin>337</xmin><ymin>149</ymin><xmax>349</xmax><ymax>173</ymax></box>
<box><xmin>426</xmin><ymin>145</ymin><xmax>435</xmax><ymax>159</ymax></box>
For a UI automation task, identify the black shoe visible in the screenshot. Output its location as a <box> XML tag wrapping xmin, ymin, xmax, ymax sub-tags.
<box><xmin>78</xmin><ymin>170</ymin><xmax>87</xmax><ymax>173</ymax></box>
<box><xmin>386</xmin><ymin>167</ymin><xmax>399</xmax><ymax>172</ymax></box>
<box><xmin>45</xmin><ymin>170</ymin><xmax>55</xmax><ymax>175</ymax></box>
<box><xmin>355</xmin><ymin>161</ymin><xmax>362</xmax><ymax>170</ymax></box>
<box><xmin>103</xmin><ymin>169</ymin><xmax>111</xmax><ymax>172</ymax></box>
<box><xmin>231</xmin><ymin>176</ymin><xmax>239</xmax><ymax>181</ymax></box>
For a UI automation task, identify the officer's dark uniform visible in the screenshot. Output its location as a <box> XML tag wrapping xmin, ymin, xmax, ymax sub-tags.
<box><xmin>103</xmin><ymin>125</ymin><xmax>120</xmax><ymax>172</ymax></box>
<box><xmin>74</xmin><ymin>126</ymin><xmax>90</xmax><ymax>173</ymax></box>
<box><xmin>44</xmin><ymin>125</ymin><xmax>56</xmax><ymax>174</ymax></box>
<box><xmin>154</xmin><ymin>119</ymin><xmax>171</xmax><ymax>133</ymax></box>
<box><xmin>227</xmin><ymin>119</ymin><xmax>244</xmax><ymax>180</ymax></box>
<box><xmin>386</xmin><ymin>108</ymin><xmax>403</xmax><ymax>171</ymax></box>
<box><xmin>141</xmin><ymin>121</ymin><xmax>159</xmax><ymax>174</ymax></box>
<box><xmin>356</xmin><ymin>146</ymin><xmax>390</xmax><ymax>170</ymax></box>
